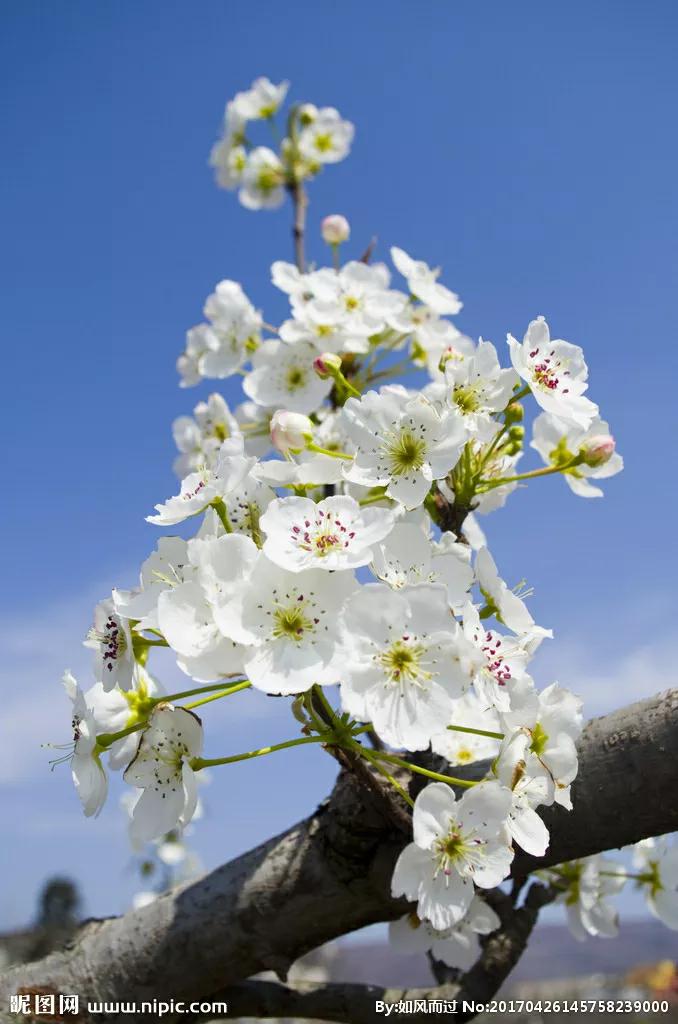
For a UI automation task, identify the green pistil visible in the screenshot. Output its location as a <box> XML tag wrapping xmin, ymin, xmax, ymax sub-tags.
<box><xmin>452</xmin><ymin>385</ymin><xmax>480</xmax><ymax>414</ymax></box>
<box><xmin>286</xmin><ymin>366</ymin><xmax>307</xmax><ymax>391</ymax></box>
<box><xmin>530</xmin><ymin>721</ymin><xmax>549</xmax><ymax>756</ymax></box>
<box><xmin>386</xmin><ymin>431</ymin><xmax>427</xmax><ymax>476</ymax></box>
<box><xmin>380</xmin><ymin>640</ymin><xmax>426</xmax><ymax>684</ymax></box>
<box><xmin>273</xmin><ymin>605</ymin><xmax>313</xmax><ymax>641</ymax></box>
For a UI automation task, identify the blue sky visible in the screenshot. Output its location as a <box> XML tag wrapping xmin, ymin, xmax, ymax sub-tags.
<box><xmin>2</xmin><ymin>0</ymin><xmax>677</xmax><ymax>951</ymax></box>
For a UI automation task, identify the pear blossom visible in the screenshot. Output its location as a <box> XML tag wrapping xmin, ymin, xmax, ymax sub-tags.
<box><xmin>370</xmin><ymin>521</ymin><xmax>473</xmax><ymax>611</ymax></box>
<box><xmin>278</xmin><ymin>300</ymin><xmax>355</xmax><ymax>354</ymax></box>
<box><xmin>391</xmin><ymin>246</ymin><xmax>462</xmax><ymax>315</ymax></box>
<box><xmin>238</xmin><ymin>147</ymin><xmax>286</xmax><ymax>211</ymax></box>
<box><xmin>495</xmin><ymin>755</ymin><xmax>551</xmax><ymax>857</ymax></box>
<box><xmin>114</xmin><ymin>537</ymin><xmax>191</xmax><ymax>632</ymax></box>
<box><xmin>308</xmin><ymin>261</ymin><xmax>405</xmax><ymax>342</ymax></box>
<box><xmin>507</xmin><ymin>316</ymin><xmax>598</xmax><ymax>428</ymax></box>
<box><xmin>177</xmin><ymin>325</ymin><xmax>212</xmax><ymax>387</ymax></box>
<box><xmin>531</xmin><ymin>412</ymin><xmax>623</xmax><ymax>498</ymax></box>
<box><xmin>298</xmin><ymin>107</ymin><xmax>354</xmax><ymax>164</ymax></box>
<box><xmin>551</xmin><ymin>856</ymin><xmax>626</xmax><ymax>941</ymax></box>
<box><xmin>391</xmin><ymin>781</ymin><xmax>513</xmax><ymax>930</ymax></box>
<box><xmin>260</xmin><ymin>495</ymin><xmax>395</xmax><ymax>573</ymax></box>
<box><xmin>124</xmin><ymin>705</ymin><xmax>203</xmax><ymax>844</ymax></box>
<box><xmin>146</xmin><ymin>436</ymin><xmax>256</xmax><ymax>526</ymax></box>
<box><xmin>85</xmin><ymin>668</ymin><xmax>164</xmax><ymax>771</ymax></box>
<box><xmin>475</xmin><ymin>546</ymin><xmax>549</xmax><ymax>637</ymax></box>
<box><xmin>209</xmin><ymin>136</ymin><xmax>247</xmax><ymax>190</ymax></box>
<box><xmin>231</xmin><ymin>77</ymin><xmax>289</xmax><ymax>121</ymax></box>
<box><xmin>343</xmin><ymin>386</ymin><xmax>466</xmax><ymax>509</ymax></box>
<box><xmin>462</xmin><ymin>603</ymin><xmax>537</xmax><ymax>713</ymax></box>
<box><xmin>244</xmin><ymin>340</ymin><xmax>333</xmax><ymax>413</ymax></box>
<box><xmin>269</xmin><ymin>410</ymin><xmax>313</xmax><ymax>455</ymax></box>
<box><xmin>389</xmin><ymin>895</ymin><xmax>501</xmax><ymax>970</ymax></box>
<box><xmin>632</xmin><ymin>837</ymin><xmax>678</xmax><ymax>930</ymax></box>
<box><xmin>172</xmin><ymin>393</ymin><xmax>241</xmax><ymax>478</ymax></box>
<box><xmin>199</xmin><ymin>279</ymin><xmax>262</xmax><ymax>379</ymax></box>
<box><xmin>339</xmin><ymin>583</ymin><xmax>480</xmax><ymax>749</ymax></box>
<box><xmin>431</xmin><ymin>691</ymin><xmax>501</xmax><ymax>768</ymax></box>
<box><xmin>84</xmin><ymin>597</ymin><xmax>136</xmax><ymax>691</ymax></box>
<box><xmin>499</xmin><ymin>678</ymin><xmax>583</xmax><ymax>808</ymax></box>
<box><xmin>62</xmin><ymin>671</ymin><xmax>108</xmax><ymax>817</ymax></box>
<box><xmin>321</xmin><ymin>214</ymin><xmax>350</xmax><ymax>244</ymax></box>
<box><xmin>444</xmin><ymin>340</ymin><xmax>517</xmax><ymax>440</ymax></box>
<box><xmin>198</xmin><ymin>535</ymin><xmax>356</xmax><ymax>694</ymax></box>
<box><xmin>256</xmin><ymin>452</ymin><xmax>345</xmax><ymax>488</ymax></box>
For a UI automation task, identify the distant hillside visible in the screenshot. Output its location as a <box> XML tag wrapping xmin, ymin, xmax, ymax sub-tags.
<box><xmin>327</xmin><ymin>920</ymin><xmax>678</xmax><ymax>987</ymax></box>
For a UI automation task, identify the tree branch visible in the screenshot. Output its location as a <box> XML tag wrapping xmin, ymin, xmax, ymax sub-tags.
<box><xmin>1</xmin><ymin>689</ymin><xmax>676</xmax><ymax>1021</ymax></box>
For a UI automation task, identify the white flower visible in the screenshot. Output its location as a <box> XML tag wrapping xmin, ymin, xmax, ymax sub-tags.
<box><xmin>157</xmin><ymin>538</ymin><xmax>247</xmax><ymax>683</ymax></box>
<box><xmin>308</xmin><ymin>262</ymin><xmax>405</xmax><ymax>343</ymax></box>
<box><xmin>462</xmin><ymin>603</ymin><xmax>536</xmax><ymax>714</ymax></box>
<box><xmin>389</xmin><ymin>895</ymin><xmax>500</xmax><ymax>970</ymax></box>
<box><xmin>343</xmin><ymin>386</ymin><xmax>466</xmax><ymax>509</ymax></box>
<box><xmin>177</xmin><ymin>325</ymin><xmax>212</xmax><ymax>387</ymax></box>
<box><xmin>85</xmin><ymin>667</ymin><xmax>164</xmax><ymax>771</ymax></box>
<box><xmin>391</xmin><ymin>247</ymin><xmax>462</xmax><ymax>315</ymax></box>
<box><xmin>200</xmin><ymin>279</ymin><xmax>262</xmax><ymax>379</ymax></box>
<box><xmin>339</xmin><ymin>583</ymin><xmax>480</xmax><ymax>749</ymax></box>
<box><xmin>371</xmin><ymin>521</ymin><xmax>473</xmax><ymax>612</ymax></box>
<box><xmin>244</xmin><ymin>340</ymin><xmax>333</xmax><ymax>414</ymax></box>
<box><xmin>114</xmin><ymin>537</ymin><xmax>191</xmax><ymax>632</ymax></box>
<box><xmin>239</xmin><ymin>147</ymin><xmax>286</xmax><ymax>210</ymax></box>
<box><xmin>444</xmin><ymin>340</ymin><xmax>517</xmax><ymax>440</ymax></box>
<box><xmin>231</xmin><ymin>77</ymin><xmax>289</xmax><ymax>121</ymax></box>
<box><xmin>495</xmin><ymin>754</ymin><xmax>551</xmax><ymax>858</ymax></box>
<box><xmin>633</xmin><ymin>837</ymin><xmax>678</xmax><ymax>930</ymax></box>
<box><xmin>531</xmin><ymin>413</ymin><xmax>623</xmax><ymax>498</ymax></box>
<box><xmin>507</xmin><ymin>316</ymin><xmax>598</xmax><ymax>428</ymax></box>
<box><xmin>124</xmin><ymin>705</ymin><xmax>203</xmax><ymax>844</ymax></box>
<box><xmin>298</xmin><ymin>107</ymin><xmax>354</xmax><ymax>164</ymax></box>
<box><xmin>321</xmin><ymin>214</ymin><xmax>350</xmax><ymax>244</ymax></box>
<box><xmin>391</xmin><ymin>781</ymin><xmax>513</xmax><ymax>930</ymax></box>
<box><xmin>260</xmin><ymin>495</ymin><xmax>395</xmax><ymax>573</ymax></box>
<box><xmin>84</xmin><ymin>597</ymin><xmax>136</xmax><ymax>691</ymax></box>
<box><xmin>147</xmin><ymin>436</ymin><xmax>256</xmax><ymax>526</ymax></box>
<box><xmin>209</xmin><ymin>137</ymin><xmax>247</xmax><ymax>190</ymax></box>
<box><xmin>279</xmin><ymin>300</ymin><xmax>355</xmax><ymax>354</ymax></box>
<box><xmin>499</xmin><ymin>678</ymin><xmax>583</xmax><ymax>808</ymax></box>
<box><xmin>62</xmin><ymin>671</ymin><xmax>108</xmax><ymax>817</ymax></box>
<box><xmin>204</xmin><ymin>536</ymin><xmax>355</xmax><ymax>694</ymax></box>
<box><xmin>431</xmin><ymin>691</ymin><xmax>502</xmax><ymax>768</ymax></box>
<box><xmin>172</xmin><ymin>394</ymin><xmax>241</xmax><ymax>479</ymax></box>
<box><xmin>475</xmin><ymin>546</ymin><xmax>549</xmax><ymax>637</ymax></box>
<box><xmin>553</xmin><ymin>856</ymin><xmax>626</xmax><ymax>941</ymax></box>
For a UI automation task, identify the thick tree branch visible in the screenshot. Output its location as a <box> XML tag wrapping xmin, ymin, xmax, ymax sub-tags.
<box><xmin>1</xmin><ymin>689</ymin><xmax>676</xmax><ymax>1021</ymax></box>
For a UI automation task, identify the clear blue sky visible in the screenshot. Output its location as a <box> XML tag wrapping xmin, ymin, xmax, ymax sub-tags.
<box><xmin>2</xmin><ymin>0</ymin><xmax>677</xmax><ymax>950</ymax></box>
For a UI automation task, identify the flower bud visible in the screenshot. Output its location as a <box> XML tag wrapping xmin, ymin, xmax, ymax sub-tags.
<box><xmin>298</xmin><ymin>103</ymin><xmax>318</xmax><ymax>125</ymax></box>
<box><xmin>321</xmin><ymin>214</ymin><xmax>350</xmax><ymax>246</ymax></box>
<box><xmin>580</xmin><ymin>434</ymin><xmax>615</xmax><ymax>468</ymax></box>
<box><xmin>313</xmin><ymin>352</ymin><xmax>342</xmax><ymax>379</ymax></box>
<box><xmin>508</xmin><ymin>425</ymin><xmax>525</xmax><ymax>442</ymax></box>
<box><xmin>504</xmin><ymin>401</ymin><xmax>524</xmax><ymax>425</ymax></box>
<box><xmin>438</xmin><ymin>346</ymin><xmax>463</xmax><ymax>374</ymax></box>
<box><xmin>270</xmin><ymin>410</ymin><xmax>313</xmax><ymax>456</ymax></box>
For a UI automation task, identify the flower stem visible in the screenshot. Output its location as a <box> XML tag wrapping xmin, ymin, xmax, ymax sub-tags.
<box><xmin>191</xmin><ymin>733</ymin><xmax>326</xmax><ymax>770</ymax></box>
<box><xmin>356</xmin><ymin>743</ymin><xmax>414</xmax><ymax>808</ymax></box>
<box><xmin>211</xmin><ymin>498</ymin><xmax>233</xmax><ymax>533</ymax></box>
<box><xmin>367</xmin><ymin>748</ymin><xmax>478</xmax><ymax>788</ymax></box>
<box><xmin>182</xmin><ymin>680</ymin><xmax>252</xmax><ymax>711</ymax></box>
<box><xmin>158</xmin><ymin>680</ymin><xmax>249</xmax><ymax>704</ymax></box>
<box><xmin>306</xmin><ymin>442</ymin><xmax>353</xmax><ymax>460</ymax></box>
<box><xmin>446</xmin><ymin>723</ymin><xmax>504</xmax><ymax>740</ymax></box>
<box><xmin>478</xmin><ymin>458</ymin><xmax>581</xmax><ymax>491</ymax></box>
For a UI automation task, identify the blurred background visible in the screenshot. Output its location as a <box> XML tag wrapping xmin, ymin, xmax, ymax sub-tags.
<box><xmin>1</xmin><ymin>0</ymin><xmax>677</xmax><ymax>1009</ymax></box>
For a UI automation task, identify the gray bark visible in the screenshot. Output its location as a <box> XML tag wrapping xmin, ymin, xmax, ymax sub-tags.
<box><xmin>0</xmin><ymin>688</ymin><xmax>676</xmax><ymax>1023</ymax></box>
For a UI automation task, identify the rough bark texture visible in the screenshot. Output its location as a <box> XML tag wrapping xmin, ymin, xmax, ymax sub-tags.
<box><xmin>1</xmin><ymin>689</ymin><xmax>676</xmax><ymax>1023</ymax></box>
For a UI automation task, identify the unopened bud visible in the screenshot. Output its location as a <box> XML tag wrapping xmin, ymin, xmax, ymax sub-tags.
<box><xmin>298</xmin><ymin>103</ymin><xmax>318</xmax><ymax>125</ymax></box>
<box><xmin>313</xmin><ymin>352</ymin><xmax>343</xmax><ymax>379</ymax></box>
<box><xmin>504</xmin><ymin>402</ymin><xmax>524</xmax><ymax>425</ymax></box>
<box><xmin>508</xmin><ymin>425</ymin><xmax>525</xmax><ymax>442</ymax></box>
<box><xmin>580</xmin><ymin>434</ymin><xmax>615</xmax><ymax>468</ymax></box>
<box><xmin>438</xmin><ymin>346</ymin><xmax>462</xmax><ymax>374</ymax></box>
<box><xmin>270</xmin><ymin>410</ymin><xmax>313</xmax><ymax>456</ymax></box>
<box><xmin>321</xmin><ymin>214</ymin><xmax>350</xmax><ymax>246</ymax></box>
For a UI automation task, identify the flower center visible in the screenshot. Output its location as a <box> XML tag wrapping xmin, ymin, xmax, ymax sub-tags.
<box><xmin>256</xmin><ymin>167</ymin><xmax>281</xmax><ymax>195</ymax></box>
<box><xmin>433</xmin><ymin>827</ymin><xmax>483</xmax><ymax>877</ymax></box>
<box><xmin>314</xmin><ymin>132</ymin><xmax>334</xmax><ymax>153</ymax></box>
<box><xmin>379</xmin><ymin>639</ymin><xmax>430</xmax><ymax>687</ymax></box>
<box><xmin>385</xmin><ymin>430</ymin><xmax>427</xmax><ymax>476</ymax></box>
<box><xmin>530</xmin><ymin>721</ymin><xmax>549</xmax><ymax>756</ymax></box>
<box><xmin>452</xmin><ymin>384</ymin><xmax>481</xmax><ymax>414</ymax></box>
<box><xmin>286</xmin><ymin>366</ymin><xmax>307</xmax><ymax>391</ymax></box>
<box><xmin>528</xmin><ymin>347</ymin><xmax>571</xmax><ymax>394</ymax></box>
<box><xmin>291</xmin><ymin>510</ymin><xmax>356</xmax><ymax>558</ymax></box>
<box><xmin>273</xmin><ymin>604</ymin><xmax>314</xmax><ymax>641</ymax></box>
<box><xmin>88</xmin><ymin>615</ymin><xmax>127</xmax><ymax>673</ymax></box>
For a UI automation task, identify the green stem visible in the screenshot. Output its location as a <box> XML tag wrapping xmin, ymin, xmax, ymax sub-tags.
<box><xmin>513</xmin><ymin>385</ymin><xmax>531</xmax><ymax>401</ymax></box>
<box><xmin>307</xmin><ymin>442</ymin><xmax>353</xmax><ymax>460</ymax></box>
<box><xmin>358</xmin><ymin>490</ymin><xmax>391</xmax><ymax>507</ymax></box>
<box><xmin>96</xmin><ymin>721</ymin><xmax>144</xmax><ymax>750</ymax></box>
<box><xmin>446</xmin><ymin>723</ymin><xmax>505</xmax><ymax>740</ymax></box>
<box><xmin>192</xmin><ymin>733</ymin><xmax>326</xmax><ymax>770</ymax></box>
<box><xmin>368</xmin><ymin>748</ymin><xmax>477</xmax><ymax>788</ymax></box>
<box><xmin>358</xmin><ymin>744</ymin><xmax>414</xmax><ymax>808</ymax></box>
<box><xmin>479</xmin><ymin>458</ymin><xmax>581</xmax><ymax>491</ymax></box>
<box><xmin>159</xmin><ymin>680</ymin><xmax>249</xmax><ymax>704</ymax></box>
<box><xmin>183</xmin><ymin>680</ymin><xmax>251</xmax><ymax>711</ymax></box>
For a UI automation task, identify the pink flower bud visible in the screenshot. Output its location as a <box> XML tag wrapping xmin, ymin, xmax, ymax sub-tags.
<box><xmin>580</xmin><ymin>434</ymin><xmax>615</xmax><ymax>467</ymax></box>
<box><xmin>321</xmin><ymin>215</ymin><xmax>350</xmax><ymax>245</ymax></box>
<box><xmin>270</xmin><ymin>410</ymin><xmax>313</xmax><ymax>455</ymax></box>
<box><xmin>313</xmin><ymin>352</ymin><xmax>342</xmax><ymax>379</ymax></box>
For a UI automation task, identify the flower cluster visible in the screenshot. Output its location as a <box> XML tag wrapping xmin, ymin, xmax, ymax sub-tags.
<box><xmin>53</xmin><ymin>77</ymin><xmax>674</xmax><ymax>972</ymax></box>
